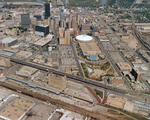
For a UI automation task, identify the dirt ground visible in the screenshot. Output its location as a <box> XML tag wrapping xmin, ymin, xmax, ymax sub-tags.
<box><xmin>106</xmin><ymin>109</ymin><xmax>136</xmax><ymax>120</ymax></box>
<box><xmin>124</xmin><ymin>39</ymin><xmax>137</xmax><ymax>50</ymax></box>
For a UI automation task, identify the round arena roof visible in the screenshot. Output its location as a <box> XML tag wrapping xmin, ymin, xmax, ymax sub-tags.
<box><xmin>76</xmin><ymin>35</ymin><xmax>93</xmax><ymax>42</ymax></box>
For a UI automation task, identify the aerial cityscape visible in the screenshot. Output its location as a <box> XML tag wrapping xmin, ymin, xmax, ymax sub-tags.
<box><xmin>0</xmin><ymin>0</ymin><xmax>150</xmax><ymax>119</ymax></box>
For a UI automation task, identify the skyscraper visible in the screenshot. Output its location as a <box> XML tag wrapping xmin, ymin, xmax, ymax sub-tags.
<box><xmin>45</xmin><ymin>3</ymin><xmax>50</xmax><ymax>19</ymax></box>
<box><xmin>34</xmin><ymin>15</ymin><xmax>42</xmax><ymax>21</ymax></box>
<box><xmin>65</xmin><ymin>30</ymin><xmax>70</xmax><ymax>45</ymax></box>
<box><xmin>60</xmin><ymin>10</ymin><xmax>65</xmax><ymax>21</ymax></box>
<box><xmin>21</xmin><ymin>13</ymin><xmax>31</xmax><ymax>27</ymax></box>
<box><xmin>60</xmin><ymin>9</ymin><xmax>65</xmax><ymax>26</ymax></box>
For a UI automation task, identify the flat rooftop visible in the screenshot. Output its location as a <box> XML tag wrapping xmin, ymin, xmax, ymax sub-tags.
<box><xmin>22</xmin><ymin>103</ymin><xmax>56</xmax><ymax>120</ymax></box>
<box><xmin>17</xmin><ymin>66</ymin><xmax>38</xmax><ymax>76</ymax></box>
<box><xmin>36</xmin><ymin>24</ymin><xmax>49</xmax><ymax>28</ymax></box>
<box><xmin>117</xmin><ymin>62</ymin><xmax>132</xmax><ymax>71</ymax></box>
<box><xmin>34</xmin><ymin>36</ymin><xmax>53</xmax><ymax>47</ymax></box>
<box><xmin>16</xmin><ymin>51</ymin><xmax>32</xmax><ymax>58</ymax></box>
<box><xmin>1</xmin><ymin>37</ymin><xmax>17</xmax><ymax>43</ymax></box>
<box><xmin>0</xmin><ymin>97</ymin><xmax>34</xmax><ymax>120</ymax></box>
<box><xmin>79</xmin><ymin>40</ymin><xmax>101</xmax><ymax>55</ymax></box>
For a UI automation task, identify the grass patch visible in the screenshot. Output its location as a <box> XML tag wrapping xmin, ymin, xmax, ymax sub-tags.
<box><xmin>81</xmin><ymin>63</ymin><xmax>89</xmax><ymax>78</ymax></box>
<box><xmin>100</xmin><ymin>61</ymin><xmax>110</xmax><ymax>71</ymax></box>
<box><xmin>69</xmin><ymin>0</ymin><xmax>101</xmax><ymax>7</ymax></box>
<box><xmin>108</xmin><ymin>109</ymin><xmax>118</xmax><ymax>114</ymax></box>
<box><xmin>123</xmin><ymin>117</ymin><xmax>135</xmax><ymax>120</ymax></box>
<box><xmin>94</xmin><ymin>89</ymin><xmax>103</xmax><ymax>98</ymax></box>
<box><xmin>142</xmin><ymin>91</ymin><xmax>150</xmax><ymax>95</ymax></box>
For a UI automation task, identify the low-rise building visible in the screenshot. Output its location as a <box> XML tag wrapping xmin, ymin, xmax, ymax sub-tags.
<box><xmin>0</xmin><ymin>57</ymin><xmax>11</xmax><ymax>67</ymax></box>
<box><xmin>34</xmin><ymin>34</ymin><xmax>53</xmax><ymax>47</ymax></box>
<box><xmin>1</xmin><ymin>37</ymin><xmax>17</xmax><ymax>48</ymax></box>
<box><xmin>107</xmin><ymin>77</ymin><xmax>125</xmax><ymax>86</ymax></box>
<box><xmin>16</xmin><ymin>66</ymin><xmax>38</xmax><ymax>78</ymax></box>
<box><xmin>79</xmin><ymin>39</ymin><xmax>101</xmax><ymax>56</ymax></box>
<box><xmin>15</xmin><ymin>51</ymin><xmax>32</xmax><ymax>59</ymax></box>
<box><xmin>116</xmin><ymin>62</ymin><xmax>132</xmax><ymax>71</ymax></box>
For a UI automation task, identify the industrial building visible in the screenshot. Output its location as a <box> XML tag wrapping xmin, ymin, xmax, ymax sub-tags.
<box><xmin>35</xmin><ymin>25</ymin><xmax>49</xmax><ymax>37</ymax></box>
<box><xmin>21</xmin><ymin>13</ymin><xmax>31</xmax><ymax>27</ymax></box>
<box><xmin>44</xmin><ymin>3</ymin><xmax>50</xmax><ymax>19</ymax></box>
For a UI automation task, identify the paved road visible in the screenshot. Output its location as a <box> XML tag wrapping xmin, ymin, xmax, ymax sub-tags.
<box><xmin>93</xmin><ymin>14</ymin><xmax>132</xmax><ymax>89</ymax></box>
<box><xmin>94</xmin><ymin>36</ymin><xmax>122</xmax><ymax>77</ymax></box>
<box><xmin>95</xmin><ymin>35</ymin><xmax>131</xmax><ymax>89</ymax></box>
<box><xmin>133</xmin><ymin>29</ymin><xmax>150</xmax><ymax>51</ymax></box>
<box><xmin>70</xmin><ymin>39</ymin><xmax>84</xmax><ymax>77</ymax></box>
<box><xmin>10</xmin><ymin>58</ymin><xmax>128</xmax><ymax>95</ymax></box>
<box><xmin>8</xmin><ymin>58</ymin><xmax>150</xmax><ymax>105</ymax></box>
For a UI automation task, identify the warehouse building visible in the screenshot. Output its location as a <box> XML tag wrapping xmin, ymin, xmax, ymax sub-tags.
<box><xmin>1</xmin><ymin>37</ymin><xmax>17</xmax><ymax>48</ymax></box>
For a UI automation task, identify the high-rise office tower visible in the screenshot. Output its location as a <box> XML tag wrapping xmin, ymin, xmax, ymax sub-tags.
<box><xmin>45</xmin><ymin>3</ymin><xmax>50</xmax><ymax>19</ymax></box>
<box><xmin>68</xmin><ymin>21</ymin><xmax>72</xmax><ymax>28</ymax></box>
<box><xmin>131</xmin><ymin>68</ymin><xmax>142</xmax><ymax>82</ymax></box>
<box><xmin>59</xmin><ymin>28</ymin><xmax>65</xmax><ymax>38</ymax></box>
<box><xmin>77</xmin><ymin>15</ymin><xmax>80</xmax><ymax>25</ymax></box>
<box><xmin>60</xmin><ymin>9</ymin><xmax>65</xmax><ymax>26</ymax></box>
<box><xmin>34</xmin><ymin>15</ymin><xmax>42</xmax><ymax>21</ymax></box>
<box><xmin>60</xmin><ymin>20</ymin><xmax>66</xmax><ymax>28</ymax></box>
<box><xmin>65</xmin><ymin>30</ymin><xmax>70</xmax><ymax>45</ymax></box>
<box><xmin>21</xmin><ymin>13</ymin><xmax>31</xmax><ymax>27</ymax></box>
<box><xmin>35</xmin><ymin>25</ymin><xmax>49</xmax><ymax>37</ymax></box>
<box><xmin>60</xmin><ymin>10</ymin><xmax>65</xmax><ymax>21</ymax></box>
<box><xmin>50</xmin><ymin>19</ymin><xmax>54</xmax><ymax>30</ymax></box>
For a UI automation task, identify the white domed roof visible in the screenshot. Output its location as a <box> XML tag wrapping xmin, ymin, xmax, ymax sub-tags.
<box><xmin>76</xmin><ymin>35</ymin><xmax>93</xmax><ymax>42</ymax></box>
